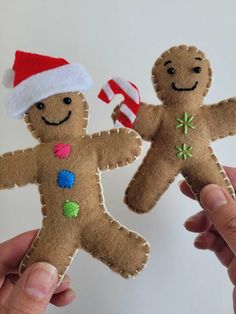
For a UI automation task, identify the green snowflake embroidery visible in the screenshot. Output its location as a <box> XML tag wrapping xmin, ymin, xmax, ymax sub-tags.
<box><xmin>176</xmin><ymin>112</ymin><xmax>195</xmax><ymax>135</ymax></box>
<box><xmin>176</xmin><ymin>144</ymin><xmax>193</xmax><ymax>160</ymax></box>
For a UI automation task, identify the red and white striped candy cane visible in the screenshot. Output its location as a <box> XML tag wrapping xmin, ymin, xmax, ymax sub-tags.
<box><xmin>98</xmin><ymin>77</ymin><xmax>141</xmax><ymax>128</ymax></box>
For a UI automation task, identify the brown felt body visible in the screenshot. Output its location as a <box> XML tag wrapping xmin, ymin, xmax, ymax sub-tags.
<box><xmin>113</xmin><ymin>45</ymin><xmax>236</xmax><ymax>213</ymax></box>
<box><xmin>0</xmin><ymin>92</ymin><xmax>150</xmax><ymax>282</ymax></box>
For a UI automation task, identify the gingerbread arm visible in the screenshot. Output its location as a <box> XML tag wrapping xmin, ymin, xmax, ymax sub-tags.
<box><xmin>88</xmin><ymin>128</ymin><xmax>142</xmax><ymax>171</ymax></box>
<box><xmin>202</xmin><ymin>98</ymin><xmax>236</xmax><ymax>141</ymax></box>
<box><xmin>0</xmin><ymin>147</ymin><xmax>39</xmax><ymax>189</ymax></box>
<box><xmin>112</xmin><ymin>102</ymin><xmax>163</xmax><ymax>141</ymax></box>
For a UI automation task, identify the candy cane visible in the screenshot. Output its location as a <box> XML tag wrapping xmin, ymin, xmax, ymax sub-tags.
<box><xmin>98</xmin><ymin>77</ymin><xmax>141</xmax><ymax>128</ymax></box>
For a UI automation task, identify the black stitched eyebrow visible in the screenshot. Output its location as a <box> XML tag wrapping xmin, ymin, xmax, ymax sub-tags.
<box><xmin>195</xmin><ymin>57</ymin><xmax>202</xmax><ymax>61</ymax></box>
<box><xmin>164</xmin><ymin>60</ymin><xmax>172</xmax><ymax>66</ymax></box>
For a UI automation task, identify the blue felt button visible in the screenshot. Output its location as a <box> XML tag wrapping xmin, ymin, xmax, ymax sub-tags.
<box><xmin>57</xmin><ymin>169</ymin><xmax>75</xmax><ymax>189</ymax></box>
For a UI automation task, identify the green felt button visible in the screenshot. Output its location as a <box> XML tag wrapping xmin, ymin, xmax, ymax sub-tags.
<box><xmin>63</xmin><ymin>200</ymin><xmax>80</xmax><ymax>218</ymax></box>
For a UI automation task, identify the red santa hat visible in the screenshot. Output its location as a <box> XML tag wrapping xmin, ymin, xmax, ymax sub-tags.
<box><xmin>3</xmin><ymin>51</ymin><xmax>93</xmax><ymax>119</ymax></box>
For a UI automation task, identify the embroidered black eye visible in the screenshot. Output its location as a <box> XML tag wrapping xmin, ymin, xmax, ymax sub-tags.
<box><xmin>63</xmin><ymin>97</ymin><xmax>72</xmax><ymax>105</ymax></box>
<box><xmin>167</xmin><ymin>67</ymin><xmax>176</xmax><ymax>75</ymax></box>
<box><xmin>36</xmin><ymin>102</ymin><xmax>45</xmax><ymax>110</ymax></box>
<box><xmin>193</xmin><ymin>66</ymin><xmax>201</xmax><ymax>73</ymax></box>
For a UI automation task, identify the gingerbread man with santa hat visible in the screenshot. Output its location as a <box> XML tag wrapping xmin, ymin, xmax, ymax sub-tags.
<box><xmin>1</xmin><ymin>50</ymin><xmax>150</xmax><ymax>283</ymax></box>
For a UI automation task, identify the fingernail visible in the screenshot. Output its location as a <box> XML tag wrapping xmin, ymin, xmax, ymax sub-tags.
<box><xmin>194</xmin><ymin>234</ymin><xmax>205</xmax><ymax>246</ymax></box>
<box><xmin>184</xmin><ymin>219</ymin><xmax>194</xmax><ymax>229</ymax></box>
<box><xmin>184</xmin><ymin>213</ymin><xmax>198</xmax><ymax>225</ymax></box>
<box><xmin>54</xmin><ymin>276</ymin><xmax>71</xmax><ymax>293</ymax></box>
<box><xmin>63</xmin><ymin>275</ymin><xmax>71</xmax><ymax>285</ymax></box>
<box><xmin>184</xmin><ymin>218</ymin><xmax>193</xmax><ymax>228</ymax></box>
<box><xmin>201</xmin><ymin>185</ymin><xmax>228</xmax><ymax>211</ymax></box>
<box><xmin>184</xmin><ymin>212</ymin><xmax>202</xmax><ymax>227</ymax></box>
<box><xmin>66</xmin><ymin>289</ymin><xmax>76</xmax><ymax>301</ymax></box>
<box><xmin>178</xmin><ymin>180</ymin><xmax>185</xmax><ymax>187</ymax></box>
<box><xmin>194</xmin><ymin>235</ymin><xmax>202</xmax><ymax>245</ymax></box>
<box><xmin>24</xmin><ymin>262</ymin><xmax>57</xmax><ymax>300</ymax></box>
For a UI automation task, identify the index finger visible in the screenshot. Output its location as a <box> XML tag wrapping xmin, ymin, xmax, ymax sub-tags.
<box><xmin>200</xmin><ymin>185</ymin><xmax>236</xmax><ymax>255</ymax></box>
<box><xmin>0</xmin><ymin>230</ymin><xmax>38</xmax><ymax>276</ymax></box>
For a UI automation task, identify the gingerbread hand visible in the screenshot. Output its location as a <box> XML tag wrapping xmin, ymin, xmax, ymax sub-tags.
<box><xmin>100</xmin><ymin>77</ymin><xmax>163</xmax><ymax>141</ymax></box>
<box><xmin>88</xmin><ymin>128</ymin><xmax>142</xmax><ymax>171</ymax></box>
<box><xmin>112</xmin><ymin>102</ymin><xmax>163</xmax><ymax>141</ymax></box>
<box><xmin>0</xmin><ymin>148</ymin><xmax>39</xmax><ymax>189</ymax></box>
<box><xmin>2</xmin><ymin>51</ymin><xmax>150</xmax><ymax>285</ymax></box>
<box><xmin>111</xmin><ymin>45</ymin><xmax>236</xmax><ymax>213</ymax></box>
<box><xmin>202</xmin><ymin>98</ymin><xmax>236</xmax><ymax>140</ymax></box>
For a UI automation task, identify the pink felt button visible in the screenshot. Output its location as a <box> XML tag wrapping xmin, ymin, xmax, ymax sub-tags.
<box><xmin>54</xmin><ymin>143</ymin><xmax>72</xmax><ymax>159</ymax></box>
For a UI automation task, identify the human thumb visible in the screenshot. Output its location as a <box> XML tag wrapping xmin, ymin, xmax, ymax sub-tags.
<box><xmin>200</xmin><ymin>184</ymin><xmax>236</xmax><ymax>254</ymax></box>
<box><xmin>2</xmin><ymin>262</ymin><xmax>57</xmax><ymax>314</ymax></box>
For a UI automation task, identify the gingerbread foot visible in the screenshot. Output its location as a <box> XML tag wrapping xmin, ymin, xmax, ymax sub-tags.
<box><xmin>80</xmin><ymin>212</ymin><xmax>150</xmax><ymax>278</ymax></box>
<box><xmin>125</xmin><ymin>142</ymin><xmax>181</xmax><ymax>213</ymax></box>
<box><xmin>182</xmin><ymin>147</ymin><xmax>235</xmax><ymax>201</ymax></box>
<box><xmin>20</xmin><ymin>216</ymin><xmax>79</xmax><ymax>282</ymax></box>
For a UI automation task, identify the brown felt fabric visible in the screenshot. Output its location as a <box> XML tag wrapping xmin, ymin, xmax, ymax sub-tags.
<box><xmin>113</xmin><ymin>102</ymin><xmax>163</xmax><ymax>141</ymax></box>
<box><xmin>113</xmin><ymin>45</ymin><xmax>236</xmax><ymax>213</ymax></box>
<box><xmin>202</xmin><ymin>98</ymin><xmax>236</xmax><ymax>140</ymax></box>
<box><xmin>125</xmin><ymin>141</ymin><xmax>182</xmax><ymax>213</ymax></box>
<box><xmin>79</xmin><ymin>211</ymin><xmax>149</xmax><ymax>277</ymax></box>
<box><xmin>1</xmin><ymin>91</ymin><xmax>150</xmax><ymax>282</ymax></box>
<box><xmin>0</xmin><ymin>148</ymin><xmax>39</xmax><ymax>188</ymax></box>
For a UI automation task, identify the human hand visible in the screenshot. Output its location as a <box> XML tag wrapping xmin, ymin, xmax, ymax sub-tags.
<box><xmin>0</xmin><ymin>230</ymin><xmax>75</xmax><ymax>313</ymax></box>
<box><xmin>180</xmin><ymin>166</ymin><xmax>236</xmax><ymax>312</ymax></box>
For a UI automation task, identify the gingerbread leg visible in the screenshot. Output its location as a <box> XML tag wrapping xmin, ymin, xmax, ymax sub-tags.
<box><xmin>79</xmin><ymin>211</ymin><xmax>150</xmax><ymax>278</ymax></box>
<box><xmin>19</xmin><ymin>214</ymin><xmax>79</xmax><ymax>283</ymax></box>
<box><xmin>125</xmin><ymin>145</ymin><xmax>181</xmax><ymax>213</ymax></box>
<box><xmin>182</xmin><ymin>147</ymin><xmax>236</xmax><ymax>201</ymax></box>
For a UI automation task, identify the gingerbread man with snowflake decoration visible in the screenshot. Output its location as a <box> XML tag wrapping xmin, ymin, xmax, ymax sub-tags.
<box><xmin>1</xmin><ymin>50</ymin><xmax>150</xmax><ymax>283</ymax></box>
<box><xmin>112</xmin><ymin>45</ymin><xmax>236</xmax><ymax>213</ymax></box>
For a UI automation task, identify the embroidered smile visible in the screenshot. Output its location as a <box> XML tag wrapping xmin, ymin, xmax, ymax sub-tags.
<box><xmin>172</xmin><ymin>81</ymin><xmax>198</xmax><ymax>92</ymax></box>
<box><xmin>42</xmin><ymin>111</ymin><xmax>72</xmax><ymax>126</ymax></box>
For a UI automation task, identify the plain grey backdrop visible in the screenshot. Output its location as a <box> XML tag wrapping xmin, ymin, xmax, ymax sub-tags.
<box><xmin>0</xmin><ymin>0</ymin><xmax>235</xmax><ymax>313</ymax></box>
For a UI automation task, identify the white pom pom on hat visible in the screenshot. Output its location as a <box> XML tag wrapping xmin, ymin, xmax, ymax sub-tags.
<box><xmin>3</xmin><ymin>51</ymin><xmax>93</xmax><ymax>119</ymax></box>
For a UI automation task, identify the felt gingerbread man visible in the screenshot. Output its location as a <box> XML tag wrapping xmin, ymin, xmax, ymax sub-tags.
<box><xmin>1</xmin><ymin>51</ymin><xmax>150</xmax><ymax>283</ymax></box>
<box><xmin>112</xmin><ymin>45</ymin><xmax>236</xmax><ymax>213</ymax></box>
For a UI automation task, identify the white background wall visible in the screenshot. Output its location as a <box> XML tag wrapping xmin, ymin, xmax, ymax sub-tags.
<box><xmin>0</xmin><ymin>0</ymin><xmax>235</xmax><ymax>313</ymax></box>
